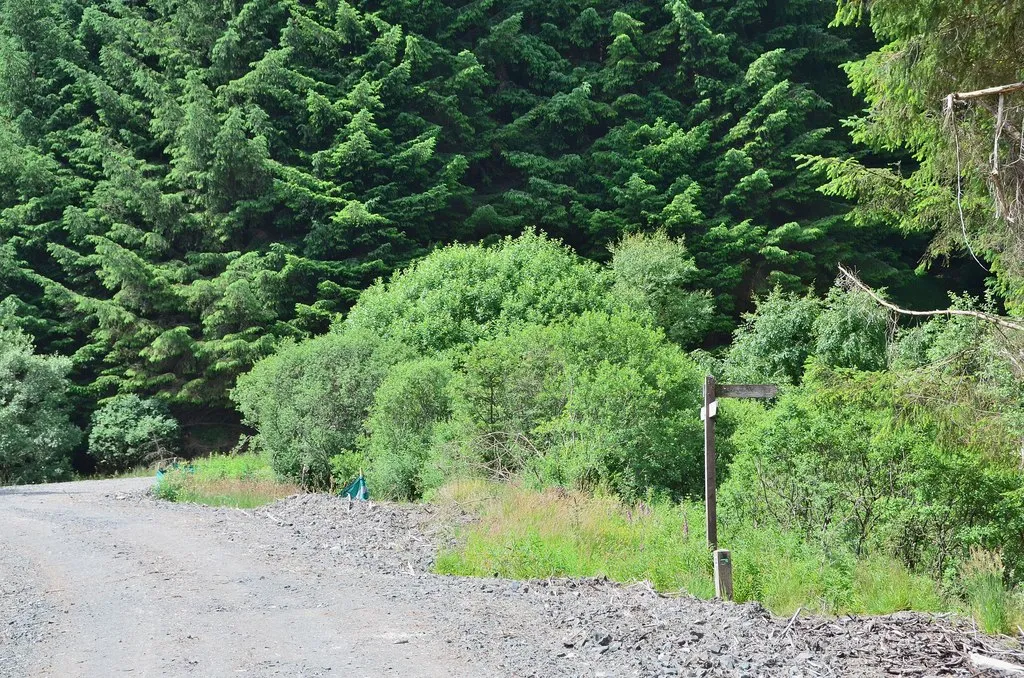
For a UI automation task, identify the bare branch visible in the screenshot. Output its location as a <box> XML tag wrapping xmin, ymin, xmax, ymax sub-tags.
<box><xmin>837</xmin><ymin>264</ymin><xmax>1024</xmax><ymax>333</ymax></box>
<box><xmin>947</xmin><ymin>81</ymin><xmax>1024</xmax><ymax>102</ymax></box>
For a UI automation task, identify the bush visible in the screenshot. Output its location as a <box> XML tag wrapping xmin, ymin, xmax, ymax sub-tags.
<box><xmin>609</xmin><ymin>230</ymin><xmax>713</xmax><ymax>347</ymax></box>
<box><xmin>234</xmin><ymin>232</ymin><xmax>718</xmax><ymax>498</ymax></box>
<box><xmin>812</xmin><ymin>289</ymin><xmax>888</xmax><ymax>372</ymax></box>
<box><xmin>0</xmin><ymin>329</ymin><xmax>81</xmax><ymax>485</ymax></box>
<box><xmin>451</xmin><ymin>312</ymin><xmax>705</xmax><ymax>499</ymax></box>
<box><xmin>88</xmin><ymin>395</ymin><xmax>180</xmax><ymax>473</ymax></box>
<box><xmin>725</xmin><ymin>289</ymin><xmax>822</xmax><ymax>384</ymax></box>
<box><xmin>364</xmin><ymin>358</ymin><xmax>455</xmax><ymax>499</ymax></box>
<box><xmin>344</xmin><ymin>230</ymin><xmax>613</xmax><ymax>353</ymax></box>
<box><xmin>355</xmin><ymin>311</ymin><xmax>707</xmax><ymax>501</ymax></box>
<box><xmin>721</xmin><ymin>364</ymin><xmax>1024</xmax><ymax>582</ymax></box>
<box><xmin>232</xmin><ymin>327</ymin><xmax>414</xmax><ymax>490</ymax></box>
<box><xmin>725</xmin><ymin>288</ymin><xmax>890</xmax><ymax>385</ymax></box>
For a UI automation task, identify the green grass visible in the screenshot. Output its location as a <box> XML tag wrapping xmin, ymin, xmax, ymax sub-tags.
<box><xmin>961</xmin><ymin>549</ymin><xmax>1024</xmax><ymax>635</ymax></box>
<box><xmin>155</xmin><ymin>453</ymin><xmax>297</xmax><ymax>508</ymax></box>
<box><xmin>432</xmin><ymin>480</ymin><xmax>947</xmax><ymax>618</ymax></box>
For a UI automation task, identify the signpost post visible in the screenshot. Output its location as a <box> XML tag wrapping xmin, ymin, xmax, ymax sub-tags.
<box><xmin>701</xmin><ymin>375</ymin><xmax>777</xmax><ymax>600</ymax></box>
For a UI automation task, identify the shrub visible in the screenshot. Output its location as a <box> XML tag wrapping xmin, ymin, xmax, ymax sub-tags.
<box><xmin>88</xmin><ymin>395</ymin><xmax>180</xmax><ymax>473</ymax></box>
<box><xmin>0</xmin><ymin>329</ymin><xmax>81</xmax><ymax>485</ymax></box>
<box><xmin>344</xmin><ymin>230</ymin><xmax>613</xmax><ymax>353</ymax></box>
<box><xmin>725</xmin><ymin>287</ymin><xmax>890</xmax><ymax>385</ymax></box>
<box><xmin>355</xmin><ymin>311</ymin><xmax>706</xmax><ymax>501</ymax></box>
<box><xmin>812</xmin><ymin>288</ymin><xmax>888</xmax><ymax>372</ymax></box>
<box><xmin>364</xmin><ymin>358</ymin><xmax>455</xmax><ymax>499</ymax></box>
<box><xmin>609</xmin><ymin>230</ymin><xmax>714</xmax><ymax>347</ymax></box>
<box><xmin>232</xmin><ymin>327</ymin><xmax>414</xmax><ymax>490</ymax></box>
<box><xmin>453</xmin><ymin>312</ymin><xmax>705</xmax><ymax>499</ymax></box>
<box><xmin>721</xmin><ymin>364</ymin><xmax>1024</xmax><ymax>581</ymax></box>
<box><xmin>725</xmin><ymin>289</ymin><xmax>822</xmax><ymax>384</ymax></box>
<box><xmin>233</xmin><ymin>231</ymin><xmax>718</xmax><ymax>498</ymax></box>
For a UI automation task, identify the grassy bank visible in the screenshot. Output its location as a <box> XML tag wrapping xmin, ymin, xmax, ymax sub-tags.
<box><xmin>432</xmin><ymin>480</ymin><xmax>1023</xmax><ymax>632</ymax></box>
<box><xmin>155</xmin><ymin>453</ymin><xmax>298</xmax><ymax>508</ymax></box>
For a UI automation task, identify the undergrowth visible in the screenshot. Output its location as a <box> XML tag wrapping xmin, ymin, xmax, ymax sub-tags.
<box><xmin>155</xmin><ymin>453</ymin><xmax>297</xmax><ymax>508</ymax></box>
<box><xmin>431</xmin><ymin>480</ymin><xmax>1024</xmax><ymax>628</ymax></box>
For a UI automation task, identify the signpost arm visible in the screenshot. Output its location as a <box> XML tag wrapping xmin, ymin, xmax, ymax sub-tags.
<box><xmin>703</xmin><ymin>374</ymin><xmax>717</xmax><ymax>550</ymax></box>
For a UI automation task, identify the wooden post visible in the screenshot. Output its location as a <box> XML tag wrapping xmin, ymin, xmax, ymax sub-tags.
<box><xmin>698</xmin><ymin>379</ymin><xmax>777</xmax><ymax>595</ymax></box>
<box><xmin>703</xmin><ymin>374</ymin><xmax>717</xmax><ymax>550</ymax></box>
<box><xmin>713</xmin><ymin>549</ymin><xmax>733</xmax><ymax>601</ymax></box>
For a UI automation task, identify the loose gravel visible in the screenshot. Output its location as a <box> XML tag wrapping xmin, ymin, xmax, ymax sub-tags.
<box><xmin>0</xmin><ymin>542</ymin><xmax>57</xmax><ymax>677</ymax></box>
<box><xmin>249</xmin><ymin>493</ymin><xmax>1024</xmax><ymax>677</ymax></box>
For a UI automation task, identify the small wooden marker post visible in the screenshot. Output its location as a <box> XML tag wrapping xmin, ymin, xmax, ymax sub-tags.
<box><xmin>701</xmin><ymin>375</ymin><xmax>777</xmax><ymax>600</ymax></box>
<box><xmin>713</xmin><ymin>549</ymin><xmax>733</xmax><ymax>600</ymax></box>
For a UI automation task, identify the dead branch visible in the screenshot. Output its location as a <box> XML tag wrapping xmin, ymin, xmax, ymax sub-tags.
<box><xmin>837</xmin><ymin>264</ymin><xmax>1024</xmax><ymax>333</ymax></box>
<box><xmin>978</xmin><ymin>99</ymin><xmax>1024</xmax><ymax>147</ymax></box>
<box><xmin>946</xmin><ymin>81</ymin><xmax>1024</xmax><ymax>104</ymax></box>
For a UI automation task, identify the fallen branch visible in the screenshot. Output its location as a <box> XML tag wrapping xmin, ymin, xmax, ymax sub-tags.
<box><xmin>783</xmin><ymin>607</ymin><xmax>803</xmax><ymax>636</ymax></box>
<box><xmin>970</xmin><ymin>652</ymin><xmax>1024</xmax><ymax>675</ymax></box>
<box><xmin>837</xmin><ymin>265</ymin><xmax>1024</xmax><ymax>333</ymax></box>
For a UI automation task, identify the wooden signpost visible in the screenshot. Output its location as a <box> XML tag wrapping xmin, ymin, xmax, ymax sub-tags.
<box><xmin>701</xmin><ymin>375</ymin><xmax>777</xmax><ymax>600</ymax></box>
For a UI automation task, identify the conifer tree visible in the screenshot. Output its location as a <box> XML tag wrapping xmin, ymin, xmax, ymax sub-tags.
<box><xmin>0</xmin><ymin>0</ymin><xmax>926</xmax><ymax>425</ymax></box>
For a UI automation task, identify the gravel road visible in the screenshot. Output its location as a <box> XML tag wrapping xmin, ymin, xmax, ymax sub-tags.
<box><xmin>2</xmin><ymin>479</ymin><xmax>1022</xmax><ymax>678</ymax></box>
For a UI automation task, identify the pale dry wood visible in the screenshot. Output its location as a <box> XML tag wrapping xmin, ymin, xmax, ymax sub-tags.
<box><xmin>947</xmin><ymin>82</ymin><xmax>1024</xmax><ymax>103</ymax></box>
<box><xmin>969</xmin><ymin>652</ymin><xmax>1024</xmax><ymax>675</ymax></box>
<box><xmin>838</xmin><ymin>264</ymin><xmax>1024</xmax><ymax>333</ymax></box>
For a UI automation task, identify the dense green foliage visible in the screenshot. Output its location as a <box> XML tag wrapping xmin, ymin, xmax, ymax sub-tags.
<box><xmin>344</xmin><ymin>231</ymin><xmax>613</xmax><ymax>352</ymax></box>
<box><xmin>232</xmin><ymin>328</ymin><xmax>414</xmax><ymax>488</ymax></box>
<box><xmin>235</xmin><ymin>233</ymin><xmax>709</xmax><ymax>497</ymax></box>
<box><xmin>802</xmin><ymin>0</ymin><xmax>1024</xmax><ymax>313</ymax></box>
<box><xmin>718</xmin><ymin>283</ymin><xmax>1024</xmax><ymax>621</ymax></box>
<box><xmin>724</xmin><ymin>286</ymin><xmax>888</xmax><ymax>383</ymax></box>
<box><xmin>87</xmin><ymin>394</ymin><xmax>180</xmax><ymax>473</ymax></box>
<box><xmin>0</xmin><ymin>327</ymin><xmax>80</xmax><ymax>484</ymax></box>
<box><xmin>0</xmin><ymin>0</ymin><xmax>932</xmax><ymax>433</ymax></box>
<box><xmin>724</xmin><ymin>365</ymin><xmax>1024</xmax><ymax>577</ymax></box>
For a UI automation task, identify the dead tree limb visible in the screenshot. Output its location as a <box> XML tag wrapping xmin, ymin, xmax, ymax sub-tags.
<box><xmin>837</xmin><ymin>264</ymin><xmax>1024</xmax><ymax>333</ymax></box>
<box><xmin>948</xmin><ymin>82</ymin><xmax>1024</xmax><ymax>103</ymax></box>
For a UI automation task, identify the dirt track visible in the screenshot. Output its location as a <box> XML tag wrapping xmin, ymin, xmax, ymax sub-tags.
<box><xmin>0</xmin><ymin>479</ymin><xmax>481</xmax><ymax>677</ymax></box>
<box><xmin>2</xmin><ymin>479</ymin><xmax>1022</xmax><ymax>678</ymax></box>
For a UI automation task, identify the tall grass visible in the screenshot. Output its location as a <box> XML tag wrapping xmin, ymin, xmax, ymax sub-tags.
<box><xmin>432</xmin><ymin>480</ymin><xmax>945</xmax><ymax>617</ymax></box>
<box><xmin>961</xmin><ymin>549</ymin><xmax>1024</xmax><ymax>635</ymax></box>
<box><xmin>155</xmin><ymin>453</ymin><xmax>298</xmax><ymax>508</ymax></box>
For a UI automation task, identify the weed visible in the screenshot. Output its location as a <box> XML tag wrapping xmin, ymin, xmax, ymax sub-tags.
<box><xmin>962</xmin><ymin>549</ymin><xmax>1016</xmax><ymax>634</ymax></box>
<box><xmin>154</xmin><ymin>453</ymin><xmax>297</xmax><ymax>508</ymax></box>
<box><xmin>433</xmin><ymin>481</ymin><xmax>949</xmax><ymax>618</ymax></box>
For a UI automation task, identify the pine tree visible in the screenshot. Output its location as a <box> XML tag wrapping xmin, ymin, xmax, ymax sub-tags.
<box><xmin>0</xmin><ymin>0</ymin><xmax>930</xmax><ymax>426</ymax></box>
